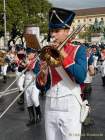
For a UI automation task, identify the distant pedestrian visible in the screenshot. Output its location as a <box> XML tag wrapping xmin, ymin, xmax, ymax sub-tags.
<box><xmin>100</xmin><ymin>47</ymin><xmax>105</xmax><ymax>86</ymax></box>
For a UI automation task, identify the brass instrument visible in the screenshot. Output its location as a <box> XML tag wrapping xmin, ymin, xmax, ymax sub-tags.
<box><xmin>0</xmin><ymin>58</ymin><xmax>5</xmax><ymax>66</ymax></box>
<box><xmin>40</xmin><ymin>24</ymin><xmax>85</xmax><ymax>67</ymax></box>
<box><xmin>0</xmin><ymin>50</ymin><xmax>7</xmax><ymax>66</ymax></box>
<box><xmin>24</xmin><ymin>24</ymin><xmax>85</xmax><ymax>67</ymax></box>
<box><xmin>40</xmin><ymin>45</ymin><xmax>62</xmax><ymax>66</ymax></box>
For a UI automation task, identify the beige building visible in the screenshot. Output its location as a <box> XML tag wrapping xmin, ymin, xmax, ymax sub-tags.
<box><xmin>73</xmin><ymin>7</ymin><xmax>105</xmax><ymax>27</ymax></box>
<box><xmin>71</xmin><ymin>7</ymin><xmax>105</xmax><ymax>43</ymax></box>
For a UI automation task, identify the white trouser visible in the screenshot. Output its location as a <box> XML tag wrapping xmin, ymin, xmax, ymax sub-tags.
<box><xmin>45</xmin><ymin>95</ymin><xmax>81</xmax><ymax>140</ymax></box>
<box><xmin>25</xmin><ymin>82</ymin><xmax>39</xmax><ymax>107</ymax></box>
<box><xmin>1</xmin><ymin>64</ymin><xmax>8</xmax><ymax>76</ymax></box>
<box><xmin>16</xmin><ymin>71</ymin><xmax>25</xmax><ymax>91</ymax></box>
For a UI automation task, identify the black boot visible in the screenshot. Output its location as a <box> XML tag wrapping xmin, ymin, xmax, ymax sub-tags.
<box><xmin>3</xmin><ymin>75</ymin><xmax>7</xmax><ymax>83</ymax></box>
<box><xmin>26</xmin><ymin>106</ymin><xmax>35</xmax><ymax>126</ymax></box>
<box><xmin>17</xmin><ymin>92</ymin><xmax>24</xmax><ymax>105</ymax></box>
<box><xmin>35</xmin><ymin>105</ymin><xmax>42</xmax><ymax>124</ymax></box>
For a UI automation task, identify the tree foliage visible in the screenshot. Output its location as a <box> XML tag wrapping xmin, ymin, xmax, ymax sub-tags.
<box><xmin>79</xmin><ymin>23</ymin><xmax>105</xmax><ymax>42</ymax></box>
<box><xmin>0</xmin><ymin>0</ymin><xmax>52</xmax><ymax>37</ymax></box>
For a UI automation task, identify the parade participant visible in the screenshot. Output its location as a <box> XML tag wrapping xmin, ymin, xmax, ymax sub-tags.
<box><xmin>24</xmin><ymin>48</ymin><xmax>41</xmax><ymax>126</ymax></box>
<box><xmin>92</xmin><ymin>45</ymin><xmax>99</xmax><ymax>72</ymax></box>
<box><xmin>36</xmin><ymin>7</ymin><xmax>87</xmax><ymax>140</ymax></box>
<box><xmin>82</xmin><ymin>45</ymin><xmax>95</xmax><ymax>100</ymax></box>
<box><xmin>6</xmin><ymin>47</ymin><xmax>17</xmax><ymax>72</ymax></box>
<box><xmin>0</xmin><ymin>50</ymin><xmax>8</xmax><ymax>83</ymax></box>
<box><xmin>100</xmin><ymin>47</ymin><xmax>105</xmax><ymax>86</ymax></box>
<box><xmin>15</xmin><ymin>45</ymin><xmax>26</xmax><ymax>106</ymax></box>
<box><xmin>81</xmin><ymin>45</ymin><xmax>95</xmax><ymax>126</ymax></box>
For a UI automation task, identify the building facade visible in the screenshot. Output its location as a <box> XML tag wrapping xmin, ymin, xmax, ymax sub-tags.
<box><xmin>71</xmin><ymin>7</ymin><xmax>105</xmax><ymax>43</ymax></box>
<box><xmin>73</xmin><ymin>7</ymin><xmax>105</xmax><ymax>27</ymax></box>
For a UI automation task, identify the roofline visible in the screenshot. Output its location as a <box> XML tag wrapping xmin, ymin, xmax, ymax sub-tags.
<box><xmin>73</xmin><ymin>7</ymin><xmax>105</xmax><ymax>17</ymax></box>
<box><xmin>75</xmin><ymin>14</ymin><xmax>105</xmax><ymax>19</ymax></box>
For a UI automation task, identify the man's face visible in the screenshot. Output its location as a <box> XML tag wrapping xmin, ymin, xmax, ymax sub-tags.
<box><xmin>101</xmin><ymin>49</ymin><xmax>105</xmax><ymax>59</ymax></box>
<box><xmin>92</xmin><ymin>47</ymin><xmax>97</xmax><ymax>53</ymax></box>
<box><xmin>86</xmin><ymin>48</ymin><xmax>91</xmax><ymax>56</ymax></box>
<box><xmin>27</xmin><ymin>52</ymin><xmax>35</xmax><ymax>60</ymax></box>
<box><xmin>50</xmin><ymin>28</ymin><xmax>69</xmax><ymax>47</ymax></box>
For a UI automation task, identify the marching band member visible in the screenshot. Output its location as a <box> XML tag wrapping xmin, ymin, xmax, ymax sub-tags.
<box><xmin>15</xmin><ymin>45</ymin><xmax>26</xmax><ymax>106</ymax></box>
<box><xmin>6</xmin><ymin>47</ymin><xmax>17</xmax><ymax>72</ymax></box>
<box><xmin>24</xmin><ymin>48</ymin><xmax>41</xmax><ymax>126</ymax></box>
<box><xmin>36</xmin><ymin>7</ymin><xmax>87</xmax><ymax>140</ymax></box>
<box><xmin>0</xmin><ymin>48</ymin><xmax>15</xmax><ymax>83</ymax></box>
<box><xmin>1</xmin><ymin>50</ymin><xmax>8</xmax><ymax>83</ymax></box>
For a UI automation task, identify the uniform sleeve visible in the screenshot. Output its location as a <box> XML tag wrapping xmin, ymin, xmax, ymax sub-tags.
<box><xmin>33</xmin><ymin>60</ymin><xmax>40</xmax><ymax>75</ymax></box>
<box><xmin>64</xmin><ymin>46</ymin><xmax>87</xmax><ymax>83</ymax></box>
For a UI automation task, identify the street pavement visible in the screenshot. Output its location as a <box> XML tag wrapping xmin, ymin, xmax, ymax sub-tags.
<box><xmin>0</xmin><ymin>72</ymin><xmax>105</xmax><ymax>140</ymax></box>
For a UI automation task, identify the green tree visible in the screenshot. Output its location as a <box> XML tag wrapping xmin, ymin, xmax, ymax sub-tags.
<box><xmin>0</xmin><ymin>0</ymin><xmax>52</xmax><ymax>38</ymax></box>
<box><xmin>79</xmin><ymin>26</ymin><xmax>92</xmax><ymax>42</ymax></box>
<box><xmin>21</xmin><ymin>0</ymin><xmax>52</xmax><ymax>33</ymax></box>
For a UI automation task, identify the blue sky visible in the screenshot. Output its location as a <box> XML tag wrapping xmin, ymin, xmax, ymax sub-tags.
<box><xmin>49</xmin><ymin>0</ymin><xmax>105</xmax><ymax>10</ymax></box>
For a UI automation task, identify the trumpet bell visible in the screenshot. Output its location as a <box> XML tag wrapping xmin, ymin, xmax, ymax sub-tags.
<box><xmin>0</xmin><ymin>51</ymin><xmax>6</xmax><ymax>57</ymax></box>
<box><xmin>17</xmin><ymin>53</ymin><xmax>26</xmax><ymax>60</ymax></box>
<box><xmin>0</xmin><ymin>57</ymin><xmax>5</xmax><ymax>66</ymax></box>
<box><xmin>40</xmin><ymin>46</ymin><xmax>62</xmax><ymax>67</ymax></box>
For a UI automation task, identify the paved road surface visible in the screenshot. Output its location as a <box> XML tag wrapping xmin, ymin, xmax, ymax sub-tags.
<box><xmin>0</xmin><ymin>72</ymin><xmax>105</xmax><ymax>140</ymax></box>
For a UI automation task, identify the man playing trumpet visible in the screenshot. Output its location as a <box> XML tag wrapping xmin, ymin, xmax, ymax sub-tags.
<box><xmin>36</xmin><ymin>7</ymin><xmax>87</xmax><ymax>140</ymax></box>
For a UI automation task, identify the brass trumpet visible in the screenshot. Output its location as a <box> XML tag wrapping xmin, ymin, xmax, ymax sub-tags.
<box><xmin>40</xmin><ymin>45</ymin><xmax>62</xmax><ymax>67</ymax></box>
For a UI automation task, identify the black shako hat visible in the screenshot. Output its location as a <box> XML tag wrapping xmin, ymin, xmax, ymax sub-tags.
<box><xmin>26</xmin><ymin>47</ymin><xmax>38</xmax><ymax>54</ymax></box>
<box><xmin>48</xmin><ymin>7</ymin><xmax>75</xmax><ymax>30</ymax></box>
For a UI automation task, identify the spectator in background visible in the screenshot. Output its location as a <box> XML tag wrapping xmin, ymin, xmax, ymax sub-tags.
<box><xmin>100</xmin><ymin>47</ymin><xmax>105</xmax><ymax>86</ymax></box>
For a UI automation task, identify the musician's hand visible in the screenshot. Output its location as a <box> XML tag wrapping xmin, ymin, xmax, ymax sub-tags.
<box><xmin>26</xmin><ymin>59</ymin><xmax>35</xmax><ymax>70</ymax></box>
<box><xmin>21</xmin><ymin>61</ymin><xmax>27</xmax><ymax>67</ymax></box>
<box><xmin>37</xmin><ymin>61</ymin><xmax>48</xmax><ymax>86</ymax></box>
<box><xmin>40</xmin><ymin>61</ymin><xmax>48</xmax><ymax>70</ymax></box>
<box><xmin>27</xmin><ymin>63</ymin><xmax>33</xmax><ymax>70</ymax></box>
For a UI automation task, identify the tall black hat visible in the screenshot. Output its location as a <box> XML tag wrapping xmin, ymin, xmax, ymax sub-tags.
<box><xmin>48</xmin><ymin>7</ymin><xmax>75</xmax><ymax>30</ymax></box>
<box><xmin>26</xmin><ymin>47</ymin><xmax>38</xmax><ymax>54</ymax></box>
